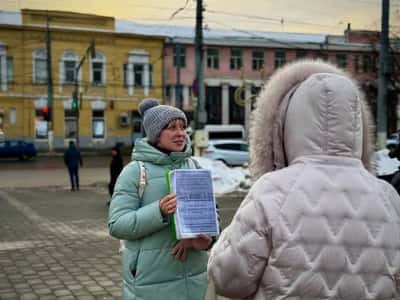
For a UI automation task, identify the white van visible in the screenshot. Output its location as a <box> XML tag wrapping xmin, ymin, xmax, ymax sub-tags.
<box><xmin>204</xmin><ymin>124</ymin><xmax>246</xmax><ymax>140</ymax></box>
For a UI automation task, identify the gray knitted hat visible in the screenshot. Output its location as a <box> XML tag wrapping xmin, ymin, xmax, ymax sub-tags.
<box><xmin>138</xmin><ymin>99</ymin><xmax>187</xmax><ymax>144</ymax></box>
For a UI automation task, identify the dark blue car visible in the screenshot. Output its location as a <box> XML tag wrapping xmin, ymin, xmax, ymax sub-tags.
<box><xmin>0</xmin><ymin>140</ymin><xmax>37</xmax><ymax>160</ymax></box>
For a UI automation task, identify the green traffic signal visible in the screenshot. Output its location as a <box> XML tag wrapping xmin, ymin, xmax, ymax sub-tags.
<box><xmin>72</xmin><ymin>91</ymin><xmax>79</xmax><ymax>110</ymax></box>
<box><xmin>72</xmin><ymin>99</ymin><xmax>78</xmax><ymax>110</ymax></box>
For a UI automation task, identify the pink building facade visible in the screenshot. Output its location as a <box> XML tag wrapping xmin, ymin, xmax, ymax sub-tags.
<box><xmin>163</xmin><ymin>28</ymin><xmax>399</xmax><ymax>135</ymax></box>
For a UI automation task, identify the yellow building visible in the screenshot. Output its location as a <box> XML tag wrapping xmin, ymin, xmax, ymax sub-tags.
<box><xmin>0</xmin><ymin>9</ymin><xmax>164</xmax><ymax>150</ymax></box>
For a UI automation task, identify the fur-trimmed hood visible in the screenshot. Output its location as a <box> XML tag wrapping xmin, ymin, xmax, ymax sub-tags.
<box><xmin>249</xmin><ymin>60</ymin><xmax>374</xmax><ymax>180</ymax></box>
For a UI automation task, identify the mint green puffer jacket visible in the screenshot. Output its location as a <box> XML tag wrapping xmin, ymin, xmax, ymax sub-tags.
<box><xmin>108</xmin><ymin>138</ymin><xmax>208</xmax><ymax>300</ymax></box>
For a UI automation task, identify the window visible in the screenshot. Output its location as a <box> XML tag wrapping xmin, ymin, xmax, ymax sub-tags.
<box><xmin>92</xmin><ymin>110</ymin><xmax>105</xmax><ymax>139</ymax></box>
<box><xmin>35</xmin><ymin>109</ymin><xmax>48</xmax><ymax>139</ymax></box>
<box><xmin>214</xmin><ymin>142</ymin><xmax>248</xmax><ymax>152</ymax></box>
<box><xmin>33</xmin><ymin>49</ymin><xmax>48</xmax><ymax>84</ymax></box>
<box><xmin>64</xmin><ymin>109</ymin><xmax>78</xmax><ymax>138</ymax></box>
<box><xmin>362</xmin><ymin>55</ymin><xmax>373</xmax><ymax>73</ymax></box>
<box><xmin>92</xmin><ymin>62</ymin><xmax>103</xmax><ymax>84</ymax></box>
<box><xmin>124</xmin><ymin>63</ymin><xmax>152</xmax><ymax>88</ymax></box>
<box><xmin>165</xmin><ymin>85</ymin><xmax>171</xmax><ymax>98</ymax></box>
<box><xmin>6</xmin><ymin>57</ymin><xmax>13</xmax><ymax>83</ymax></box>
<box><xmin>149</xmin><ymin>65</ymin><xmax>153</xmax><ymax>87</ymax></box>
<box><xmin>123</xmin><ymin>64</ymin><xmax>128</xmax><ymax>86</ymax></box>
<box><xmin>61</xmin><ymin>51</ymin><xmax>78</xmax><ymax>85</ymax></box>
<box><xmin>207</xmin><ymin>48</ymin><xmax>219</xmax><ymax>69</ymax></box>
<box><xmin>336</xmin><ymin>54</ymin><xmax>347</xmax><ymax>69</ymax></box>
<box><xmin>354</xmin><ymin>55</ymin><xmax>362</xmax><ymax>73</ymax></box>
<box><xmin>91</xmin><ymin>52</ymin><xmax>105</xmax><ymax>86</ymax></box>
<box><xmin>9</xmin><ymin>108</ymin><xmax>16</xmax><ymax>127</ymax></box>
<box><xmin>274</xmin><ymin>50</ymin><xmax>286</xmax><ymax>69</ymax></box>
<box><xmin>230</xmin><ymin>48</ymin><xmax>242</xmax><ymax>70</ymax></box>
<box><xmin>134</xmin><ymin>64</ymin><xmax>144</xmax><ymax>87</ymax></box>
<box><xmin>252</xmin><ymin>50</ymin><xmax>264</xmax><ymax>70</ymax></box>
<box><xmin>296</xmin><ymin>50</ymin><xmax>307</xmax><ymax>60</ymax></box>
<box><xmin>64</xmin><ymin>61</ymin><xmax>76</xmax><ymax>84</ymax></box>
<box><xmin>173</xmin><ymin>47</ymin><xmax>186</xmax><ymax>68</ymax></box>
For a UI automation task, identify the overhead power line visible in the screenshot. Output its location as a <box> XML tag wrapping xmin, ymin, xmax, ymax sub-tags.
<box><xmin>205</xmin><ymin>9</ymin><xmax>343</xmax><ymax>29</ymax></box>
<box><xmin>170</xmin><ymin>0</ymin><xmax>190</xmax><ymax>20</ymax></box>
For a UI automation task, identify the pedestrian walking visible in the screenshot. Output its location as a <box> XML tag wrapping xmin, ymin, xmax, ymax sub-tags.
<box><xmin>207</xmin><ymin>60</ymin><xmax>400</xmax><ymax>299</ymax></box>
<box><xmin>63</xmin><ymin>141</ymin><xmax>82</xmax><ymax>191</ymax></box>
<box><xmin>107</xmin><ymin>145</ymin><xmax>124</xmax><ymax>206</ymax></box>
<box><xmin>108</xmin><ymin>99</ymin><xmax>212</xmax><ymax>300</ymax></box>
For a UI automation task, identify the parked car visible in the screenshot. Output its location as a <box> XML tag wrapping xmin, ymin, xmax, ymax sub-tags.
<box><xmin>203</xmin><ymin>139</ymin><xmax>249</xmax><ymax>166</ymax></box>
<box><xmin>0</xmin><ymin>140</ymin><xmax>37</xmax><ymax>160</ymax></box>
<box><xmin>387</xmin><ymin>132</ymin><xmax>400</xmax><ymax>149</ymax></box>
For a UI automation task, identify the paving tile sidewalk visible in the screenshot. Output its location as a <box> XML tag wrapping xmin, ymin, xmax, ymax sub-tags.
<box><xmin>0</xmin><ymin>186</ymin><xmax>121</xmax><ymax>300</ymax></box>
<box><xmin>0</xmin><ymin>186</ymin><xmax>238</xmax><ymax>300</ymax></box>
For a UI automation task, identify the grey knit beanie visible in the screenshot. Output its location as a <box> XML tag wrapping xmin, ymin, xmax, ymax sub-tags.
<box><xmin>138</xmin><ymin>99</ymin><xmax>187</xmax><ymax>144</ymax></box>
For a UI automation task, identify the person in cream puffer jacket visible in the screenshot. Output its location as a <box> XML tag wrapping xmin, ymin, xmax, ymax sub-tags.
<box><xmin>207</xmin><ymin>60</ymin><xmax>400</xmax><ymax>300</ymax></box>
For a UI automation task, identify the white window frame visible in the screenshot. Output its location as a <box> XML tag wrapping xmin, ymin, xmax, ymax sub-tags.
<box><xmin>90</xmin><ymin>51</ymin><xmax>106</xmax><ymax>86</ymax></box>
<box><xmin>33</xmin><ymin>49</ymin><xmax>48</xmax><ymax>84</ymax></box>
<box><xmin>6</xmin><ymin>56</ymin><xmax>13</xmax><ymax>83</ymax></box>
<box><xmin>207</xmin><ymin>48</ymin><xmax>219</xmax><ymax>69</ymax></box>
<box><xmin>34</xmin><ymin>98</ymin><xmax>49</xmax><ymax>140</ymax></box>
<box><xmin>60</xmin><ymin>51</ymin><xmax>80</xmax><ymax>85</ymax></box>
<box><xmin>274</xmin><ymin>50</ymin><xmax>287</xmax><ymax>69</ymax></box>
<box><xmin>0</xmin><ymin>44</ymin><xmax>7</xmax><ymax>91</ymax></box>
<box><xmin>9</xmin><ymin>107</ymin><xmax>16</xmax><ymax>127</ymax></box>
<box><xmin>126</xmin><ymin>49</ymin><xmax>150</xmax><ymax>96</ymax></box>
<box><xmin>134</xmin><ymin>64</ymin><xmax>144</xmax><ymax>87</ymax></box>
<box><xmin>173</xmin><ymin>46</ymin><xmax>186</xmax><ymax>68</ymax></box>
<box><xmin>230</xmin><ymin>48</ymin><xmax>242</xmax><ymax>70</ymax></box>
<box><xmin>252</xmin><ymin>50</ymin><xmax>264</xmax><ymax>71</ymax></box>
<box><xmin>92</xmin><ymin>110</ymin><xmax>105</xmax><ymax>139</ymax></box>
<box><xmin>64</xmin><ymin>109</ymin><xmax>78</xmax><ymax>139</ymax></box>
<box><xmin>91</xmin><ymin>100</ymin><xmax>106</xmax><ymax>140</ymax></box>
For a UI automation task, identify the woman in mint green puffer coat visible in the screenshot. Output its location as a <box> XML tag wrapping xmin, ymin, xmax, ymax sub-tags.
<box><xmin>108</xmin><ymin>99</ymin><xmax>212</xmax><ymax>300</ymax></box>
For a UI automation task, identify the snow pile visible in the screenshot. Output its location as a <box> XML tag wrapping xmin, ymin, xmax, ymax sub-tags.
<box><xmin>374</xmin><ymin>149</ymin><xmax>400</xmax><ymax>176</ymax></box>
<box><xmin>194</xmin><ymin>157</ymin><xmax>249</xmax><ymax>195</ymax></box>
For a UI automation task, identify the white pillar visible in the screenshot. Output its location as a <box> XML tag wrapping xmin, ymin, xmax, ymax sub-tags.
<box><xmin>128</xmin><ymin>63</ymin><xmax>134</xmax><ymax>96</ymax></box>
<box><xmin>143</xmin><ymin>64</ymin><xmax>149</xmax><ymax>97</ymax></box>
<box><xmin>222</xmin><ymin>83</ymin><xmax>229</xmax><ymax>124</ymax></box>
<box><xmin>183</xmin><ymin>86</ymin><xmax>190</xmax><ymax>110</ymax></box>
<box><xmin>0</xmin><ymin>55</ymin><xmax>7</xmax><ymax>91</ymax></box>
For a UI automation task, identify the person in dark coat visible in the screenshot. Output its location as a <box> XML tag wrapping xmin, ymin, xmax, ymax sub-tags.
<box><xmin>64</xmin><ymin>141</ymin><xmax>83</xmax><ymax>191</ymax></box>
<box><xmin>108</xmin><ymin>146</ymin><xmax>124</xmax><ymax>205</ymax></box>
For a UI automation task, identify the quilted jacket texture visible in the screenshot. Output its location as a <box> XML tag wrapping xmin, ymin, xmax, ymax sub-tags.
<box><xmin>108</xmin><ymin>138</ymin><xmax>208</xmax><ymax>300</ymax></box>
<box><xmin>208</xmin><ymin>61</ymin><xmax>400</xmax><ymax>300</ymax></box>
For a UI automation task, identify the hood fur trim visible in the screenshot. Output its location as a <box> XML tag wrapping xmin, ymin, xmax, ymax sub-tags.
<box><xmin>249</xmin><ymin>59</ymin><xmax>375</xmax><ymax>181</ymax></box>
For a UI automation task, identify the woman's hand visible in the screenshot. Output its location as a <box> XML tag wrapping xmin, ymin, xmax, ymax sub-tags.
<box><xmin>172</xmin><ymin>239</ymin><xmax>192</xmax><ymax>261</ymax></box>
<box><xmin>191</xmin><ymin>235</ymin><xmax>213</xmax><ymax>250</ymax></box>
<box><xmin>172</xmin><ymin>235</ymin><xmax>213</xmax><ymax>261</ymax></box>
<box><xmin>159</xmin><ymin>193</ymin><xmax>177</xmax><ymax>217</ymax></box>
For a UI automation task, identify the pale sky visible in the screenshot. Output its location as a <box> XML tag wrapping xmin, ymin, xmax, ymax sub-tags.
<box><xmin>1</xmin><ymin>0</ymin><xmax>400</xmax><ymax>36</ymax></box>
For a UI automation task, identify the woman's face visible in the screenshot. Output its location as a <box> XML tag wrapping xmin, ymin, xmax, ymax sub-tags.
<box><xmin>157</xmin><ymin>119</ymin><xmax>187</xmax><ymax>152</ymax></box>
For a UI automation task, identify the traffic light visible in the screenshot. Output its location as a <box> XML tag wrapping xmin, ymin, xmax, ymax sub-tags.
<box><xmin>41</xmin><ymin>106</ymin><xmax>50</xmax><ymax>122</ymax></box>
<box><xmin>72</xmin><ymin>91</ymin><xmax>79</xmax><ymax>110</ymax></box>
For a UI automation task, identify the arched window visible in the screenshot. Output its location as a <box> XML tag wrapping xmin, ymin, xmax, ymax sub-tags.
<box><xmin>60</xmin><ymin>51</ymin><xmax>79</xmax><ymax>84</ymax></box>
<box><xmin>33</xmin><ymin>49</ymin><xmax>47</xmax><ymax>84</ymax></box>
<box><xmin>90</xmin><ymin>51</ymin><xmax>106</xmax><ymax>86</ymax></box>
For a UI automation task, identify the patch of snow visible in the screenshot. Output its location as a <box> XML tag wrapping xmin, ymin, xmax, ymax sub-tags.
<box><xmin>374</xmin><ymin>149</ymin><xmax>400</xmax><ymax>176</ymax></box>
<box><xmin>193</xmin><ymin>156</ymin><xmax>249</xmax><ymax>195</ymax></box>
<box><xmin>115</xmin><ymin>19</ymin><xmax>326</xmax><ymax>43</ymax></box>
<box><xmin>0</xmin><ymin>11</ymin><xmax>22</xmax><ymax>26</ymax></box>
